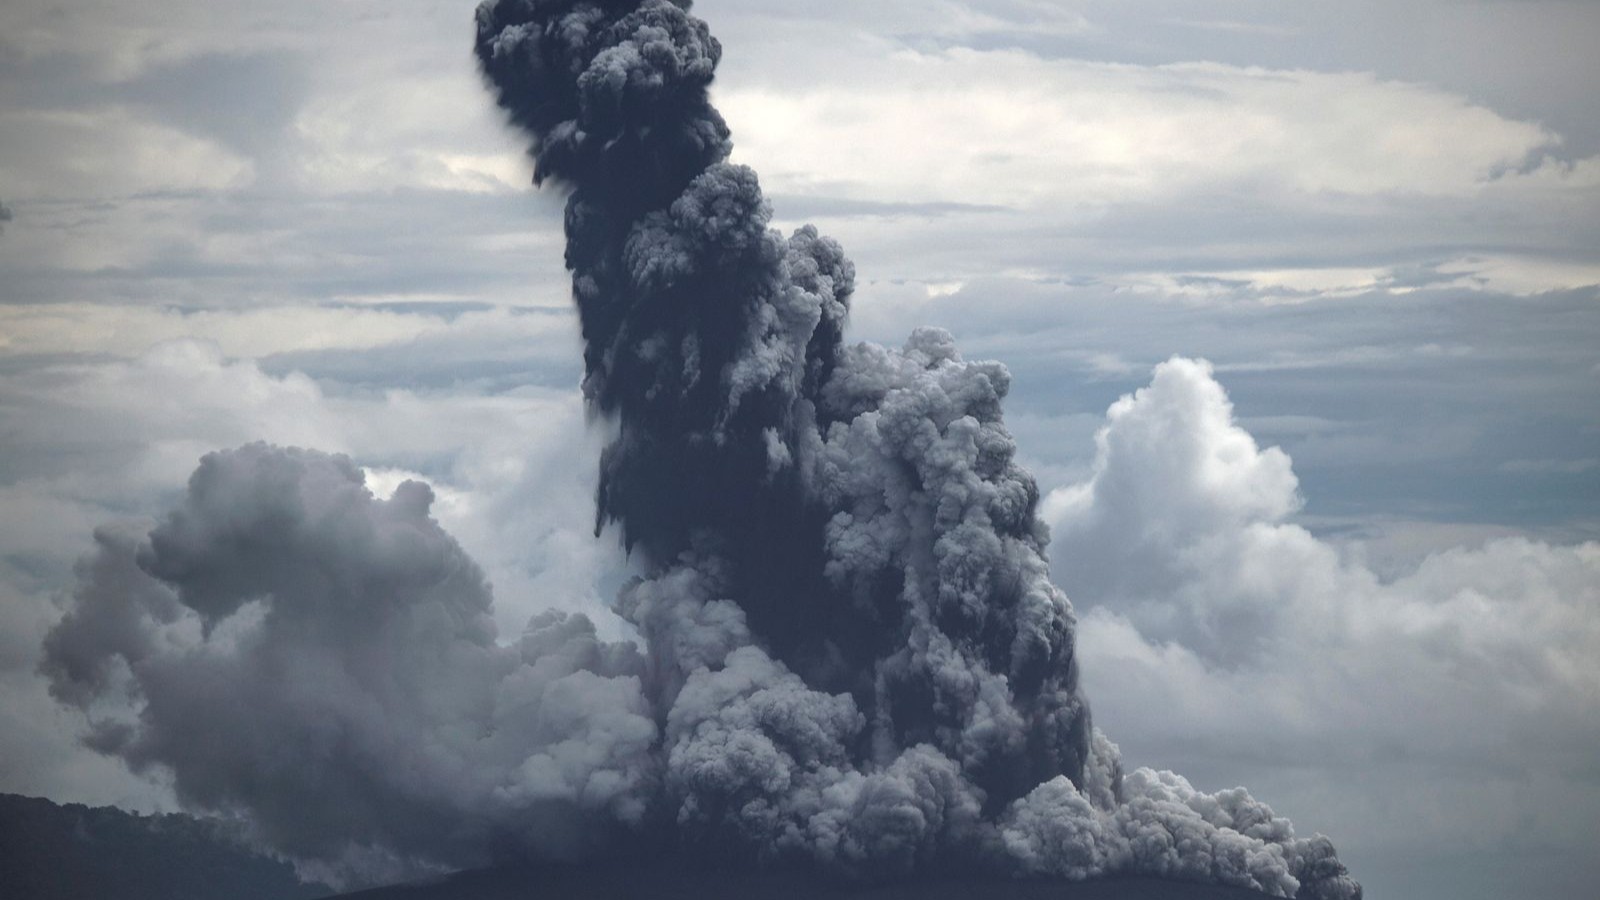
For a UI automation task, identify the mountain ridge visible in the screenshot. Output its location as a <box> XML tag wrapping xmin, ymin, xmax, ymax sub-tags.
<box><xmin>0</xmin><ymin>793</ymin><xmax>328</xmax><ymax>900</ymax></box>
<box><xmin>0</xmin><ymin>792</ymin><xmax>1285</xmax><ymax>899</ymax></box>
<box><xmin>332</xmin><ymin>860</ymin><xmax>1283</xmax><ymax>900</ymax></box>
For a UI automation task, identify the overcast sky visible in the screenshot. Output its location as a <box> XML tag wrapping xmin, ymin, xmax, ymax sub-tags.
<box><xmin>1</xmin><ymin>2</ymin><xmax>1597</xmax><ymax>898</ymax></box>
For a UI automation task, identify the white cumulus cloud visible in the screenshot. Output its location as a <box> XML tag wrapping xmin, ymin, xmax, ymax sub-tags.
<box><xmin>1043</xmin><ymin>356</ymin><xmax>1600</xmax><ymax>878</ymax></box>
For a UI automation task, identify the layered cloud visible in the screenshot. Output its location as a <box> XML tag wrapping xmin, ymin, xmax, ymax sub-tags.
<box><xmin>0</xmin><ymin>107</ymin><xmax>254</xmax><ymax>200</ymax></box>
<box><xmin>724</xmin><ymin>53</ymin><xmax>1558</xmax><ymax>208</ymax></box>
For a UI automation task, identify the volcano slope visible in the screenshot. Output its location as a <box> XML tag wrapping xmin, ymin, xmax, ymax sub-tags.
<box><xmin>333</xmin><ymin>861</ymin><xmax>1282</xmax><ymax>900</ymax></box>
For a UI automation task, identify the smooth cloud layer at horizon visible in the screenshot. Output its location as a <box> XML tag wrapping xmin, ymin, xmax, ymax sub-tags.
<box><xmin>1</xmin><ymin>2</ymin><xmax>1597</xmax><ymax>900</ymax></box>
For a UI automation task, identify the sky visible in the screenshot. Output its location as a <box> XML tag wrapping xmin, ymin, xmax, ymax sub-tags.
<box><xmin>0</xmin><ymin>1</ymin><xmax>1597</xmax><ymax>898</ymax></box>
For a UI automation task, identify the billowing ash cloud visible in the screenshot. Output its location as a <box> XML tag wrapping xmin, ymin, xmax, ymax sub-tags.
<box><xmin>42</xmin><ymin>445</ymin><xmax>659</xmax><ymax>881</ymax></box>
<box><xmin>39</xmin><ymin>1</ymin><xmax>1359</xmax><ymax>898</ymax></box>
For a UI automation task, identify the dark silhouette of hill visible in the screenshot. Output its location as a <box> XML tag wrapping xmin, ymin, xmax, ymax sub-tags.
<box><xmin>0</xmin><ymin>793</ymin><xmax>329</xmax><ymax>900</ymax></box>
<box><xmin>334</xmin><ymin>861</ymin><xmax>1281</xmax><ymax>900</ymax></box>
<box><xmin>0</xmin><ymin>792</ymin><xmax>1282</xmax><ymax>900</ymax></box>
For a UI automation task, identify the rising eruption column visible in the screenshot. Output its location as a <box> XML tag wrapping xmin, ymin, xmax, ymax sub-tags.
<box><xmin>39</xmin><ymin>2</ymin><xmax>1361</xmax><ymax>896</ymax></box>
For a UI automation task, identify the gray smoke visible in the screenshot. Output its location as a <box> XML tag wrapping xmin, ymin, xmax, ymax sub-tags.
<box><xmin>42</xmin><ymin>445</ymin><xmax>660</xmax><ymax>882</ymax></box>
<box><xmin>40</xmin><ymin>1</ymin><xmax>1360</xmax><ymax>897</ymax></box>
<box><xmin>0</xmin><ymin>198</ymin><xmax>12</xmax><ymax>233</ymax></box>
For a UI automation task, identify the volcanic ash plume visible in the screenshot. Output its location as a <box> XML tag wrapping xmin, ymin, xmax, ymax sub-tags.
<box><xmin>40</xmin><ymin>1</ymin><xmax>1359</xmax><ymax>897</ymax></box>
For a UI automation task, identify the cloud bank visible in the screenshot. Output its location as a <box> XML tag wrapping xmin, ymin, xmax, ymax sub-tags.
<box><xmin>1045</xmin><ymin>358</ymin><xmax>1600</xmax><ymax>869</ymax></box>
<box><xmin>1049</xmin><ymin>356</ymin><xmax>1600</xmax><ymax>691</ymax></box>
